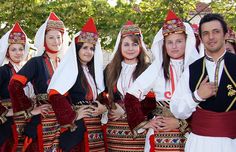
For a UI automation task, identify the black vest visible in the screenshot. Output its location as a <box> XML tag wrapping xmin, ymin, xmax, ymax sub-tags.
<box><xmin>189</xmin><ymin>52</ymin><xmax>236</xmax><ymax>112</ymax></box>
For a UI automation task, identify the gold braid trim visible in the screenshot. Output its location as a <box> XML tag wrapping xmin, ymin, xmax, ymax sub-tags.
<box><xmin>14</xmin><ymin>106</ymin><xmax>34</xmax><ymax>119</ymax></box>
<box><xmin>224</xmin><ymin>65</ymin><xmax>236</xmax><ymax>112</ymax></box>
<box><xmin>0</xmin><ymin>109</ymin><xmax>8</xmax><ymax>124</ymax></box>
<box><xmin>178</xmin><ymin>119</ymin><xmax>189</xmax><ymax>133</ymax></box>
<box><xmin>195</xmin><ymin>58</ymin><xmax>206</xmax><ymax>90</ymax></box>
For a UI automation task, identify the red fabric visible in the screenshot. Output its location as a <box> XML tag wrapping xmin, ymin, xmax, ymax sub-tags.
<box><xmin>81</xmin><ymin>18</ymin><xmax>97</xmax><ymax>33</ymax></box>
<box><xmin>48</xmin><ymin>12</ymin><xmax>60</xmax><ymax>21</ymax></box>
<box><xmin>140</xmin><ymin>94</ymin><xmax>156</xmax><ymax>116</ymax></box>
<box><xmin>124</xmin><ymin>93</ymin><xmax>145</xmax><ymax>130</ymax></box>
<box><xmin>11</xmin><ymin>74</ymin><xmax>27</xmax><ymax>85</ymax></box>
<box><xmin>125</xmin><ymin>21</ymin><xmax>134</xmax><ymax>25</ymax></box>
<box><xmin>37</xmin><ymin>124</ymin><xmax>44</xmax><ymax>152</ymax></box>
<box><xmin>0</xmin><ymin>138</ymin><xmax>12</xmax><ymax>152</ymax></box>
<box><xmin>8</xmin><ymin>79</ymin><xmax>32</xmax><ymax>113</ymax></box>
<box><xmin>191</xmin><ymin>107</ymin><xmax>236</xmax><ymax>138</ymax></box>
<box><xmin>165</xmin><ymin>10</ymin><xmax>180</xmax><ymax>21</ymax></box>
<box><xmin>49</xmin><ymin>94</ymin><xmax>76</xmax><ymax>125</ymax></box>
<box><xmin>149</xmin><ymin>134</ymin><xmax>155</xmax><ymax>152</ymax></box>
<box><xmin>84</xmin><ymin>131</ymin><xmax>89</xmax><ymax>152</ymax></box>
<box><xmin>11</xmin><ymin>124</ymin><xmax>18</xmax><ymax>152</ymax></box>
<box><xmin>44</xmin><ymin>42</ymin><xmax>58</xmax><ymax>54</ymax></box>
<box><xmin>101</xmin><ymin>125</ymin><xmax>108</xmax><ymax>152</ymax></box>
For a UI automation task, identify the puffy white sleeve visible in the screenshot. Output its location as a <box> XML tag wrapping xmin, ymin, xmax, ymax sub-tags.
<box><xmin>170</xmin><ymin>68</ymin><xmax>199</xmax><ymax>119</ymax></box>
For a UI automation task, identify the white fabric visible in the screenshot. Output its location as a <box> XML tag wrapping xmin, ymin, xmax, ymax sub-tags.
<box><xmin>0</xmin><ymin>28</ymin><xmax>30</xmax><ymax>65</ymax></box>
<box><xmin>117</xmin><ymin>62</ymin><xmax>137</xmax><ymax>97</ymax></box>
<box><xmin>34</xmin><ymin>16</ymin><xmax>70</xmax><ymax>58</ymax></box>
<box><xmin>82</xmin><ymin>65</ymin><xmax>97</xmax><ymax>100</ymax></box>
<box><xmin>48</xmin><ymin>32</ymin><xmax>105</xmax><ymax>95</ymax></box>
<box><xmin>185</xmin><ymin>133</ymin><xmax>236</xmax><ymax>152</ymax></box>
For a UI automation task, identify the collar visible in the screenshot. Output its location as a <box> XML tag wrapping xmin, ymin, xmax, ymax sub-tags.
<box><xmin>205</xmin><ymin>50</ymin><xmax>226</xmax><ymax>63</ymax></box>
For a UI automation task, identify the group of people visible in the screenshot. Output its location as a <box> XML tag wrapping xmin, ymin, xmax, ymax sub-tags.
<box><xmin>0</xmin><ymin>9</ymin><xmax>235</xmax><ymax>152</ymax></box>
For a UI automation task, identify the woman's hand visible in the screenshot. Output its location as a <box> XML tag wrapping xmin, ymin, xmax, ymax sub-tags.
<box><xmin>156</xmin><ymin>116</ymin><xmax>179</xmax><ymax>131</ymax></box>
<box><xmin>143</xmin><ymin>117</ymin><xmax>160</xmax><ymax>131</ymax></box>
<box><xmin>76</xmin><ymin>105</ymin><xmax>93</xmax><ymax>120</ymax></box>
<box><xmin>108</xmin><ymin>103</ymin><xmax>125</xmax><ymax>121</ymax></box>
<box><xmin>31</xmin><ymin>104</ymin><xmax>51</xmax><ymax>117</ymax></box>
<box><xmin>90</xmin><ymin>100</ymin><xmax>107</xmax><ymax>116</ymax></box>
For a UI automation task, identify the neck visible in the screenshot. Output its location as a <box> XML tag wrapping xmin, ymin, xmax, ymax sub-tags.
<box><xmin>206</xmin><ymin>47</ymin><xmax>225</xmax><ymax>62</ymax></box>
<box><xmin>9</xmin><ymin>60</ymin><xmax>21</xmax><ymax>66</ymax></box>
<box><xmin>123</xmin><ymin>58</ymin><xmax>138</xmax><ymax>64</ymax></box>
<box><xmin>46</xmin><ymin>52</ymin><xmax>58</xmax><ymax>60</ymax></box>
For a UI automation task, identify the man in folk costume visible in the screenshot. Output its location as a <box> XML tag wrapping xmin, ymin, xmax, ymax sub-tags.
<box><xmin>0</xmin><ymin>22</ymin><xmax>35</xmax><ymax>152</ymax></box>
<box><xmin>8</xmin><ymin>12</ymin><xmax>69</xmax><ymax>152</ymax></box>
<box><xmin>170</xmin><ymin>13</ymin><xmax>236</xmax><ymax>152</ymax></box>
<box><xmin>104</xmin><ymin>21</ymin><xmax>154</xmax><ymax>152</ymax></box>
<box><xmin>48</xmin><ymin>18</ymin><xmax>106</xmax><ymax>152</ymax></box>
<box><xmin>123</xmin><ymin>10</ymin><xmax>200</xmax><ymax>152</ymax></box>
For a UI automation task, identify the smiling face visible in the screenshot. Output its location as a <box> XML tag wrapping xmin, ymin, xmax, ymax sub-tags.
<box><xmin>78</xmin><ymin>42</ymin><xmax>95</xmax><ymax>65</ymax></box>
<box><xmin>165</xmin><ymin>33</ymin><xmax>186</xmax><ymax>60</ymax></box>
<box><xmin>121</xmin><ymin>35</ymin><xmax>140</xmax><ymax>64</ymax></box>
<box><xmin>45</xmin><ymin>30</ymin><xmax>63</xmax><ymax>51</ymax></box>
<box><xmin>7</xmin><ymin>43</ymin><xmax>25</xmax><ymax>63</ymax></box>
<box><xmin>200</xmin><ymin>20</ymin><xmax>226</xmax><ymax>56</ymax></box>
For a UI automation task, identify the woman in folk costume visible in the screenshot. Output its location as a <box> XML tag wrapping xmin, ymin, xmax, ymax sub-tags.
<box><xmin>225</xmin><ymin>28</ymin><xmax>236</xmax><ymax>54</ymax></box>
<box><xmin>0</xmin><ymin>22</ymin><xmax>34</xmax><ymax>152</ymax></box>
<box><xmin>48</xmin><ymin>18</ymin><xmax>106</xmax><ymax>152</ymax></box>
<box><xmin>105</xmin><ymin>21</ymin><xmax>153</xmax><ymax>152</ymax></box>
<box><xmin>8</xmin><ymin>12</ymin><xmax>69</xmax><ymax>152</ymax></box>
<box><xmin>124</xmin><ymin>10</ymin><xmax>200</xmax><ymax>152</ymax></box>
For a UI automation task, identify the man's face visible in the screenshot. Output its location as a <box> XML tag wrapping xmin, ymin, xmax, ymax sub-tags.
<box><xmin>200</xmin><ymin>20</ymin><xmax>226</xmax><ymax>54</ymax></box>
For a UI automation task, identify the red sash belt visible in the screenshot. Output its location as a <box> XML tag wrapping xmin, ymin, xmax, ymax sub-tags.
<box><xmin>191</xmin><ymin>107</ymin><xmax>236</xmax><ymax>138</ymax></box>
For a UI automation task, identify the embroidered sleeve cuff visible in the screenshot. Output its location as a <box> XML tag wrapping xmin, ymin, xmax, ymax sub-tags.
<box><xmin>14</xmin><ymin>106</ymin><xmax>34</xmax><ymax>120</ymax></box>
<box><xmin>178</xmin><ymin>119</ymin><xmax>189</xmax><ymax>133</ymax></box>
<box><xmin>0</xmin><ymin>109</ymin><xmax>8</xmax><ymax>124</ymax></box>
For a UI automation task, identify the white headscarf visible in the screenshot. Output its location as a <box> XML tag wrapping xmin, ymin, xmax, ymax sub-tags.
<box><xmin>34</xmin><ymin>14</ymin><xmax>70</xmax><ymax>58</ymax></box>
<box><xmin>128</xmin><ymin>22</ymin><xmax>200</xmax><ymax>100</ymax></box>
<box><xmin>48</xmin><ymin>32</ymin><xmax>105</xmax><ymax>95</ymax></box>
<box><xmin>0</xmin><ymin>25</ymin><xmax>31</xmax><ymax>65</ymax></box>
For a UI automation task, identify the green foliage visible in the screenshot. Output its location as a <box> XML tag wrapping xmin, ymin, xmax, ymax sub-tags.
<box><xmin>0</xmin><ymin>0</ymin><xmax>235</xmax><ymax>51</ymax></box>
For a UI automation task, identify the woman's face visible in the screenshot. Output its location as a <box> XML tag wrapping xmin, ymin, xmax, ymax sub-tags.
<box><xmin>165</xmin><ymin>33</ymin><xmax>186</xmax><ymax>60</ymax></box>
<box><xmin>45</xmin><ymin>30</ymin><xmax>63</xmax><ymax>51</ymax></box>
<box><xmin>225</xmin><ymin>41</ymin><xmax>235</xmax><ymax>54</ymax></box>
<box><xmin>78</xmin><ymin>42</ymin><xmax>95</xmax><ymax>65</ymax></box>
<box><xmin>121</xmin><ymin>36</ymin><xmax>140</xmax><ymax>64</ymax></box>
<box><xmin>7</xmin><ymin>44</ymin><xmax>25</xmax><ymax>63</ymax></box>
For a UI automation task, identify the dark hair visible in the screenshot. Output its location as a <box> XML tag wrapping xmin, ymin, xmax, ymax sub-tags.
<box><xmin>199</xmin><ymin>13</ymin><xmax>228</xmax><ymax>38</ymax></box>
<box><xmin>162</xmin><ymin>33</ymin><xmax>186</xmax><ymax>80</ymax></box>
<box><xmin>105</xmin><ymin>35</ymin><xmax>150</xmax><ymax>102</ymax></box>
<box><xmin>75</xmin><ymin>42</ymin><xmax>96</xmax><ymax>94</ymax></box>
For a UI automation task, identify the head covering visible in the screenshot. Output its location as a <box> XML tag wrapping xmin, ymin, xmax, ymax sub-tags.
<box><xmin>226</xmin><ymin>28</ymin><xmax>236</xmax><ymax>43</ymax></box>
<box><xmin>110</xmin><ymin>20</ymin><xmax>149</xmax><ymax>60</ymax></box>
<box><xmin>191</xmin><ymin>23</ymin><xmax>205</xmax><ymax>57</ymax></box>
<box><xmin>34</xmin><ymin>12</ymin><xmax>69</xmax><ymax>57</ymax></box>
<box><xmin>127</xmin><ymin>10</ymin><xmax>200</xmax><ymax>100</ymax></box>
<box><xmin>75</xmin><ymin>18</ymin><xmax>98</xmax><ymax>44</ymax></box>
<box><xmin>162</xmin><ymin>10</ymin><xmax>185</xmax><ymax>36</ymax></box>
<box><xmin>0</xmin><ymin>22</ymin><xmax>31</xmax><ymax>65</ymax></box>
<box><xmin>48</xmin><ymin>18</ymin><xmax>104</xmax><ymax>95</ymax></box>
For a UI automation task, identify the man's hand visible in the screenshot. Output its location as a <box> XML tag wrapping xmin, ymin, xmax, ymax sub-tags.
<box><xmin>197</xmin><ymin>76</ymin><xmax>217</xmax><ymax>100</ymax></box>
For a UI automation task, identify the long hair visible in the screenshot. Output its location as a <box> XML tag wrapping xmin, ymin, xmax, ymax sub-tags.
<box><xmin>105</xmin><ymin>35</ymin><xmax>150</xmax><ymax>102</ymax></box>
<box><xmin>162</xmin><ymin>33</ymin><xmax>186</xmax><ymax>80</ymax></box>
<box><xmin>75</xmin><ymin>42</ymin><xmax>96</xmax><ymax>94</ymax></box>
